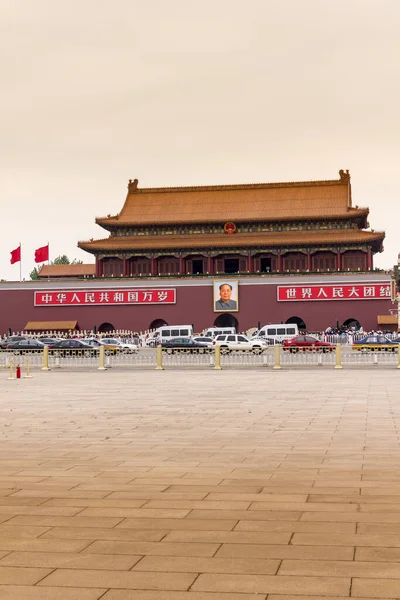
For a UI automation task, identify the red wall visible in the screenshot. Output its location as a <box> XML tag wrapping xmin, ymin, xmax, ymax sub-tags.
<box><xmin>0</xmin><ymin>277</ymin><xmax>393</xmax><ymax>334</ymax></box>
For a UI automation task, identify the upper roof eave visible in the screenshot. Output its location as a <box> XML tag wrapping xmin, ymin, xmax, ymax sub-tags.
<box><xmin>95</xmin><ymin>207</ymin><xmax>369</xmax><ymax>228</ymax></box>
<box><xmin>78</xmin><ymin>228</ymin><xmax>385</xmax><ymax>254</ymax></box>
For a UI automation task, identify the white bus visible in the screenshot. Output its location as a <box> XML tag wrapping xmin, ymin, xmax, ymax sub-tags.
<box><xmin>252</xmin><ymin>323</ymin><xmax>298</xmax><ymax>343</ymax></box>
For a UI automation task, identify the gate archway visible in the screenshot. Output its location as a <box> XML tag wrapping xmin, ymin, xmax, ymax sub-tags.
<box><xmin>149</xmin><ymin>318</ymin><xmax>168</xmax><ymax>330</ymax></box>
<box><xmin>98</xmin><ymin>322</ymin><xmax>115</xmax><ymax>334</ymax></box>
<box><xmin>343</xmin><ymin>318</ymin><xmax>361</xmax><ymax>330</ymax></box>
<box><xmin>214</xmin><ymin>313</ymin><xmax>239</xmax><ymax>331</ymax></box>
<box><xmin>286</xmin><ymin>316</ymin><xmax>306</xmax><ymax>331</ymax></box>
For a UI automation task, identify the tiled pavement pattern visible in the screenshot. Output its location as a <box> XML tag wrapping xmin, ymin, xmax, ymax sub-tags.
<box><xmin>0</xmin><ymin>370</ymin><xmax>400</xmax><ymax>599</ymax></box>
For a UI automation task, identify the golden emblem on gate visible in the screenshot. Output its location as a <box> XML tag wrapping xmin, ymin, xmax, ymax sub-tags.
<box><xmin>224</xmin><ymin>222</ymin><xmax>237</xmax><ymax>234</ymax></box>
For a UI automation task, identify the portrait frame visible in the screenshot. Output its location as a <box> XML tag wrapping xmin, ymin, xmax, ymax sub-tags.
<box><xmin>213</xmin><ymin>280</ymin><xmax>239</xmax><ymax>312</ymax></box>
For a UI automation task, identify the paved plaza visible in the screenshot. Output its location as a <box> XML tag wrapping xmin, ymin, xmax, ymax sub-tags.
<box><xmin>0</xmin><ymin>369</ymin><xmax>400</xmax><ymax>598</ymax></box>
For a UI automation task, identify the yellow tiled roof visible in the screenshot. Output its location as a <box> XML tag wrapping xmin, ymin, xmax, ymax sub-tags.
<box><xmin>38</xmin><ymin>264</ymin><xmax>95</xmax><ymax>278</ymax></box>
<box><xmin>24</xmin><ymin>321</ymin><xmax>80</xmax><ymax>331</ymax></box>
<box><xmin>96</xmin><ymin>175</ymin><xmax>361</xmax><ymax>226</ymax></box>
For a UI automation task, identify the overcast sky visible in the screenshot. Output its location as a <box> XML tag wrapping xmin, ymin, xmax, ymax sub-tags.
<box><xmin>1</xmin><ymin>0</ymin><xmax>399</xmax><ymax>280</ymax></box>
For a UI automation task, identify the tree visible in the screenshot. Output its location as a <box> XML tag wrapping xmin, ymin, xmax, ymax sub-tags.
<box><xmin>30</xmin><ymin>255</ymin><xmax>83</xmax><ymax>280</ymax></box>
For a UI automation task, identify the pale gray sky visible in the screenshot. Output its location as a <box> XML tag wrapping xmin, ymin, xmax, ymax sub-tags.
<box><xmin>1</xmin><ymin>0</ymin><xmax>399</xmax><ymax>280</ymax></box>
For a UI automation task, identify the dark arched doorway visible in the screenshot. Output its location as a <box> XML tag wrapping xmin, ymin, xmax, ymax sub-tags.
<box><xmin>98</xmin><ymin>322</ymin><xmax>115</xmax><ymax>333</ymax></box>
<box><xmin>214</xmin><ymin>313</ymin><xmax>239</xmax><ymax>331</ymax></box>
<box><xmin>149</xmin><ymin>318</ymin><xmax>168</xmax><ymax>330</ymax></box>
<box><xmin>343</xmin><ymin>318</ymin><xmax>361</xmax><ymax>330</ymax></box>
<box><xmin>286</xmin><ymin>316</ymin><xmax>306</xmax><ymax>331</ymax></box>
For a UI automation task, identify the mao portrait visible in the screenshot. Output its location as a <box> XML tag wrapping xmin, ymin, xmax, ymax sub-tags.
<box><xmin>213</xmin><ymin>281</ymin><xmax>239</xmax><ymax>312</ymax></box>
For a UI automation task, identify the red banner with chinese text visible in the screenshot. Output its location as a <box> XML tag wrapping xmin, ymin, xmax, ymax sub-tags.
<box><xmin>34</xmin><ymin>289</ymin><xmax>176</xmax><ymax>306</ymax></box>
<box><xmin>277</xmin><ymin>283</ymin><xmax>391</xmax><ymax>302</ymax></box>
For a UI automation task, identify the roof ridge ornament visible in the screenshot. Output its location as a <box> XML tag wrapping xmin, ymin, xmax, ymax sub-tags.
<box><xmin>128</xmin><ymin>178</ymin><xmax>139</xmax><ymax>192</ymax></box>
<box><xmin>339</xmin><ymin>169</ymin><xmax>350</xmax><ymax>183</ymax></box>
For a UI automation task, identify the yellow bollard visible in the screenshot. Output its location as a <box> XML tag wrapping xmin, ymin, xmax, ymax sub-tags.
<box><xmin>213</xmin><ymin>345</ymin><xmax>222</xmax><ymax>370</ymax></box>
<box><xmin>155</xmin><ymin>344</ymin><xmax>164</xmax><ymax>370</ymax></box>
<box><xmin>98</xmin><ymin>345</ymin><xmax>106</xmax><ymax>371</ymax></box>
<box><xmin>41</xmin><ymin>345</ymin><xmax>50</xmax><ymax>371</ymax></box>
<box><xmin>397</xmin><ymin>345</ymin><xmax>400</xmax><ymax>369</ymax></box>
<box><xmin>334</xmin><ymin>344</ymin><xmax>343</xmax><ymax>369</ymax></box>
<box><xmin>273</xmin><ymin>344</ymin><xmax>282</xmax><ymax>370</ymax></box>
<box><xmin>24</xmin><ymin>357</ymin><xmax>33</xmax><ymax>378</ymax></box>
<box><xmin>7</xmin><ymin>357</ymin><xmax>15</xmax><ymax>380</ymax></box>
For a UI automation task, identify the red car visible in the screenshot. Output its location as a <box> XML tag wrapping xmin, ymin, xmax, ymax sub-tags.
<box><xmin>282</xmin><ymin>335</ymin><xmax>334</xmax><ymax>353</ymax></box>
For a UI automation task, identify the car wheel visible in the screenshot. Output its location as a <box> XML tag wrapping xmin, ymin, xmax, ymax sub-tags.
<box><xmin>361</xmin><ymin>347</ymin><xmax>369</xmax><ymax>353</ymax></box>
<box><xmin>252</xmin><ymin>347</ymin><xmax>262</xmax><ymax>355</ymax></box>
<box><xmin>220</xmin><ymin>346</ymin><xmax>230</xmax><ymax>354</ymax></box>
<box><xmin>166</xmin><ymin>348</ymin><xmax>173</xmax><ymax>355</ymax></box>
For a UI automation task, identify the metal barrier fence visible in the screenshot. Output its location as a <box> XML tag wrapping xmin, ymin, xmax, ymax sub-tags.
<box><xmin>2</xmin><ymin>345</ymin><xmax>400</xmax><ymax>372</ymax></box>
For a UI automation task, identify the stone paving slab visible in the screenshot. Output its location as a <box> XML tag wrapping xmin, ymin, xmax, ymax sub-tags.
<box><xmin>1</xmin><ymin>369</ymin><xmax>400</xmax><ymax>598</ymax></box>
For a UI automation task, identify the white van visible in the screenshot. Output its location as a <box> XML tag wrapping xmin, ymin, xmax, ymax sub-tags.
<box><xmin>252</xmin><ymin>323</ymin><xmax>298</xmax><ymax>343</ymax></box>
<box><xmin>146</xmin><ymin>325</ymin><xmax>194</xmax><ymax>346</ymax></box>
<box><xmin>204</xmin><ymin>327</ymin><xmax>236</xmax><ymax>338</ymax></box>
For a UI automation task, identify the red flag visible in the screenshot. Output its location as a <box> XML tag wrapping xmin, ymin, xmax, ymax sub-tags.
<box><xmin>34</xmin><ymin>244</ymin><xmax>49</xmax><ymax>263</ymax></box>
<box><xmin>10</xmin><ymin>246</ymin><xmax>21</xmax><ymax>264</ymax></box>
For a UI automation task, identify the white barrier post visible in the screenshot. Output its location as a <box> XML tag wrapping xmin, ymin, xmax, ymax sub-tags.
<box><xmin>98</xmin><ymin>345</ymin><xmax>106</xmax><ymax>371</ymax></box>
<box><xmin>24</xmin><ymin>357</ymin><xmax>33</xmax><ymax>379</ymax></box>
<box><xmin>334</xmin><ymin>344</ymin><xmax>343</xmax><ymax>369</ymax></box>
<box><xmin>41</xmin><ymin>346</ymin><xmax>50</xmax><ymax>371</ymax></box>
<box><xmin>273</xmin><ymin>345</ymin><xmax>282</xmax><ymax>370</ymax></box>
<box><xmin>213</xmin><ymin>345</ymin><xmax>222</xmax><ymax>370</ymax></box>
<box><xmin>7</xmin><ymin>357</ymin><xmax>15</xmax><ymax>380</ymax></box>
<box><xmin>155</xmin><ymin>345</ymin><xmax>164</xmax><ymax>370</ymax></box>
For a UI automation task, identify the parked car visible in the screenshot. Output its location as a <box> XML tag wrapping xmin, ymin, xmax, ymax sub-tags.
<box><xmin>352</xmin><ymin>335</ymin><xmax>398</xmax><ymax>352</ymax></box>
<box><xmin>213</xmin><ymin>334</ymin><xmax>267</xmax><ymax>354</ymax></box>
<box><xmin>282</xmin><ymin>335</ymin><xmax>335</xmax><ymax>352</ymax></box>
<box><xmin>47</xmin><ymin>339</ymin><xmax>97</xmax><ymax>356</ymax></box>
<box><xmin>192</xmin><ymin>336</ymin><xmax>214</xmax><ymax>348</ymax></box>
<box><xmin>250</xmin><ymin>336</ymin><xmax>279</xmax><ymax>346</ymax></box>
<box><xmin>100</xmin><ymin>338</ymin><xmax>138</xmax><ymax>353</ymax></box>
<box><xmin>161</xmin><ymin>337</ymin><xmax>210</xmax><ymax>354</ymax></box>
<box><xmin>7</xmin><ymin>339</ymin><xmax>45</xmax><ymax>353</ymax></box>
<box><xmin>0</xmin><ymin>335</ymin><xmax>29</xmax><ymax>349</ymax></box>
<box><xmin>38</xmin><ymin>337</ymin><xmax>64</xmax><ymax>345</ymax></box>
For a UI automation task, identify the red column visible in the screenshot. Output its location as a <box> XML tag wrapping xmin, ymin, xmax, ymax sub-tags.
<box><xmin>247</xmin><ymin>251</ymin><xmax>253</xmax><ymax>272</ymax></box>
<box><xmin>123</xmin><ymin>257</ymin><xmax>127</xmax><ymax>277</ymax></box>
<box><xmin>207</xmin><ymin>255</ymin><xmax>213</xmax><ymax>274</ymax></box>
<box><xmin>277</xmin><ymin>250</ymin><xmax>282</xmax><ymax>272</ymax></box>
<box><xmin>179</xmin><ymin>256</ymin><xmax>184</xmax><ymax>275</ymax></box>
<box><xmin>337</xmin><ymin>250</ymin><xmax>341</xmax><ymax>271</ymax></box>
<box><xmin>95</xmin><ymin>258</ymin><xmax>100</xmax><ymax>278</ymax></box>
<box><xmin>97</xmin><ymin>259</ymin><xmax>103</xmax><ymax>277</ymax></box>
<box><xmin>307</xmin><ymin>251</ymin><xmax>311</xmax><ymax>271</ymax></box>
<box><xmin>367</xmin><ymin>248</ymin><xmax>373</xmax><ymax>270</ymax></box>
<box><xmin>151</xmin><ymin>257</ymin><xmax>156</xmax><ymax>276</ymax></box>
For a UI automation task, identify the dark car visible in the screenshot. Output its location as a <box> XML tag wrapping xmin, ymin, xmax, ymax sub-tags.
<box><xmin>0</xmin><ymin>335</ymin><xmax>29</xmax><ymax>349</ymax></box>
<box><xmin>48</xmin><ymin>339</ymin><xmax>97</xmax><ymax>356</ymax></box>
<box><xmin>352</xmin><ymin>335</ymin><xmax>398</xmax><ymax>352</ymax></box>
<box><xmin>161</xmin><ymin>337</ymin><xmax>210</xmax><ymax>354</ymax></box>
<box><xmin>282</xmin><ymin>335</ymin><xmax>334</xmax><ymax>353</ymax></box>
<box><xmin>38</xmin><ymin>337</ymin><xmax>64</xmax><ymax>345</ymax></box>
<box><xmin>7</xmin><ymin>339</ymin><xmax>45</xmax><ymax>352</ymax></box>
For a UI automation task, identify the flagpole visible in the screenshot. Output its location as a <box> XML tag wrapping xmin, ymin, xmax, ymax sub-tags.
<box><xmin>19</xmin><ymin>243</ymin><xmax>21</xmax><ymax>282</ymax></box>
